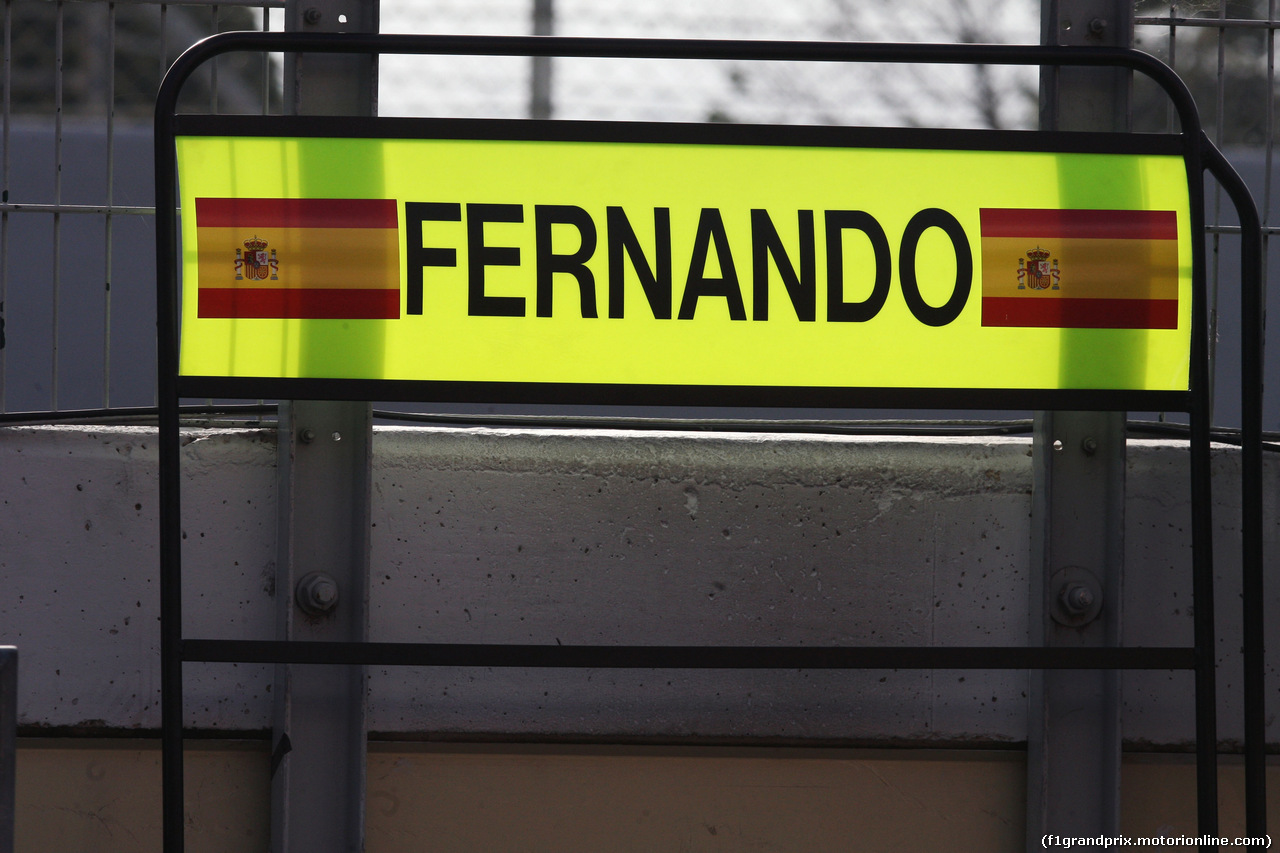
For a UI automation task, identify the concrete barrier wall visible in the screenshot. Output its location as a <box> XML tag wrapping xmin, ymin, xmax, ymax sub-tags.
<box><xmin>2</xmin><ymin>424</ymin><xmax>1273</xmax><ymax>745</ymax></box>
<box><xmin>2</xmin><ymin>424</ymin><xmax>1277</xmax><ymax>849</ymax></box>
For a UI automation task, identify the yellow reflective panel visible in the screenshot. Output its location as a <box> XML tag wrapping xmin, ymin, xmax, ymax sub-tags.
<box><xmin>176</xmin><ymin>131</ymin><xmax>1192</xmax><ymax>393</ymax></box>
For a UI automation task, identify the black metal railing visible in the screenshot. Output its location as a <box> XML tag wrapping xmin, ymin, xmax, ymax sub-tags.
<box><xmin>155</xmin><ymin>34</ymin><xmax>1264</xmax><ymax>852</ymax></box>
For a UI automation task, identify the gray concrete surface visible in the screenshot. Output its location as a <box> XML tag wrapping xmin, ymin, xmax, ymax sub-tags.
<box><xmin>0</xmin><ymin>425</ymin><xmax>1273</xmax><ymax>746</ymax></box>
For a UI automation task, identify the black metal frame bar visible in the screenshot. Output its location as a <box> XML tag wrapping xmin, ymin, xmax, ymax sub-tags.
<box><xmin>154</xmin><ymin>33</ymin><xmax>1264</xmax><ymax>852</ymax></box>
<box><xmin>0</xmin><ymin>647</ymin><xmax>14</xmax><ymax>853</ymax></box>
<box><xmin>184</xmin><ymin>639</ymin><xmax>1197</xmax><ymax>670</ymax></box>
<box><xmin>1202</xmin><ymin>141</ymin><xmax>1269</xmax><ymax>839</ymax></box>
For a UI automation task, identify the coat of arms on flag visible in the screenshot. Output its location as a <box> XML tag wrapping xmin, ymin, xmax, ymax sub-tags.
<box><xmin>1017</xmin><ymin>247</ymin><xmax>1060</xmax><ymax>291</ymax></box>
<box><xmin>234</xmin><ymin>236</ymin><xmax>278</xmax><ymax>281</ymax></box>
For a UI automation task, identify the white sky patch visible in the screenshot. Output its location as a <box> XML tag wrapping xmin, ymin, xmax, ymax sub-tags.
<box><xmin>375</xmin><ymin>0</ymin><xmax>1041</xmax><ymax>128</ymax></box>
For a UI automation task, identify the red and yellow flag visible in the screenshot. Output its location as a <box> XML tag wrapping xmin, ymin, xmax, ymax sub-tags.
<box><xmin>979</xmin><ymin>208</ymin><xmax>1178</xmax><ymax>329</ymax></box>
<box><xmin>194</xmin><ymin>197</ymin><xmax>400</xmax><ymax>319</ymax></box>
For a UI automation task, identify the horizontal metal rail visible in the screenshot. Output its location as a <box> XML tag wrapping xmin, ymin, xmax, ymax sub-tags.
<box><xmin>64</xmin><ymin>0</ymin><xmax>285</xmax><ymax>6</ymax></box>
<box><xmin>182</xmin><ymin>639</ymin><xmax>1197</xmax><ymax>671</ymax></box>
<box><xmin>1136</xmin><ymin>16</ymin><xmax>1280</xmax><ymax>30</ymax></box>
<box><xmin>1206</xmin><ymin>223</ymin><xmax>1280</xmax><ymax>236</ymax></box>
<box><xmin>0</xmin><ymin>203</ymin><xmax>155</xmax><ymax>216</ymax></box>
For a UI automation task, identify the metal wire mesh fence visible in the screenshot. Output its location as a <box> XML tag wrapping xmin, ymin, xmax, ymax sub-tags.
<box><xmin>2</xmin><ymin>0</ymin><xmax>282</xmax><ymax>414</ymax></box>
<box><xmin>1135</xmin><ymin>0</ymin><xmax>1278</xmax><ymax>429</ymax></box>
<box><xmin>0</xmin><ymin>0</ymin><xmax>1273</xmax><ymax>428</ymax></box>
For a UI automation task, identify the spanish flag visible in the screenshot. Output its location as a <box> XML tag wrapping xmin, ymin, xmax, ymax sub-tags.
<box><xmin>195</xmin><ymin>198</ymin><xmax>400</xmax><ymax>319</ymax></box>
<box><xmin>979</xmin><ymin>208</ymin><xmax>1178</xmax><ymax>329</ymax></box>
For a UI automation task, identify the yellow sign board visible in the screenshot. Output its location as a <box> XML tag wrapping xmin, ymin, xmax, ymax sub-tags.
<box><xmin>176</xmin><ymin>121</ymin><xmax>1193</xmax><ymax>398</ymax></box>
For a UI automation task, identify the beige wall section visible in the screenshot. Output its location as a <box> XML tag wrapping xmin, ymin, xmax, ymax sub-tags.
<box><xmin>15</xmin><ymin>739</ymin><xmax>1280</xmax><ymax>852</ymax></box>
<box><xmin>365</xmin><ymin>744</ymin><xmax>1025</xmax><ymax>852</ymax></box>
<box><xmin>14</xmin><ymin>739</ymin><xmax>270</xmax><ymax>853</ymax></box>
<box><xmin>1121</xmin><ymin>755</ymin><xmax>1278</xmax><ymax>840</ymax></box>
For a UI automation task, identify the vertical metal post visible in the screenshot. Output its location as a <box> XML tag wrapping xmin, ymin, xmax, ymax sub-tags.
<box><xmin>157</xmin><ymin>66</ymin><xmax>185</xmax><ymax>853</ymax></box>
<box><xmin>0</xmin><ymin>647</ymin><xmax>14</xmax><ymax>853</ymax></box>
<box><xmin>272</xmin><ymin>3</ymin><xmax>377</xmax><ymax>852</ymax></box>
<box><xmin>530</xmin><ymin>0</ymin><xmax>554</xmax><ymax>118</ymax></box>
<box><xmin>1028</xmin><ymin>1</ymin><xmax>1132</xmax><ymax>845</ymax></box>
<box><xmin>283</xmin><ymin>0</ymin><xmax>377</xmax><ymax>116</ymax></box>
<box><xmin>272</xmin><ymin>401</ymin><xmax>372</xmax><ymax>853</ymax></box>
<box><xmin>1</xmin><ymin>0</ymin><xmax>11</xmax><ymax>414</ymax></box>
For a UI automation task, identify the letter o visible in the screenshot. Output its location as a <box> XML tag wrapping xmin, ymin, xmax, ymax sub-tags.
<box><xmin>898</xmin><ymin>208</ymin><xmax>972</xmax><ymax>327</ymax></box>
